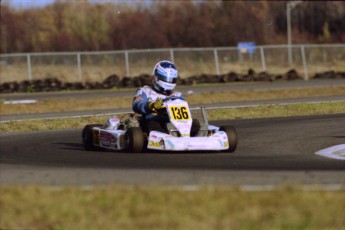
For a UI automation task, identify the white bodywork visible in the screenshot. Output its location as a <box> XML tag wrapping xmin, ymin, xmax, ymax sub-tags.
<box><xmin>146</xmin><ymin>99</ymin><xmax>229</xmax><ymax>151</ymax></box>
<box><xmin>92</xmin><ymin>118</ymin><xmax>127</xmax><ymax>150</ymax></box>
<box><xmin>147</xmin><ymin>131</ymin><xmax>229</xmax><ymax>151</ymax></box>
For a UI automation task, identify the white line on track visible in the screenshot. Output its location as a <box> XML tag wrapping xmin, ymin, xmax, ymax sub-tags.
<box><xmin>4</xmin><ymin>99</ymin><xmax>38</xmax><ymax>104</ymax></box>
<box><xmin>44</xmin><ymin>184</ymin><xmax>345</xmax><ymax>192</ymax></box>
<box><xmin>315</xmin><ymin>144</ymin><xmax>345</xmax><ymax>160</ymax></box>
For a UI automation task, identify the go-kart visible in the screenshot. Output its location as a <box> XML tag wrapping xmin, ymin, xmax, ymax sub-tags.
<box><xmin>82</xmin><ymin>97</ymin><xmax>237</xmax><ymax>153</ymax></box>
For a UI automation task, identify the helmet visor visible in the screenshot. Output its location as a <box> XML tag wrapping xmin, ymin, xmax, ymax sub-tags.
<box><xmin>156</xmin><ymin>73</ymin><xmax>178</xmax><ymax>83</ymax></box>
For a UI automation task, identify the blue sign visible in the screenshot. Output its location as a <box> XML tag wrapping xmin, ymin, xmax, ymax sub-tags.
<box><xmin>237</xmin><ymin>42</ymin><xmax>256</xmax><ymax>54</ymax></box>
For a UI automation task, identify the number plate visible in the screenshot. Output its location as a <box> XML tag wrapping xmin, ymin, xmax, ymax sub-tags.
<box><xmin>169</xmin><ymin>106</ymin><xmax>191</xmax><ymax>121</ymax></box>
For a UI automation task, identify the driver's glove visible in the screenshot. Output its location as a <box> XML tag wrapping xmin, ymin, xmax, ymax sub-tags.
<box><xmin>148</xmin><ymin>98</ymin><xmax>163</xmax><ymax>111</ymax></box>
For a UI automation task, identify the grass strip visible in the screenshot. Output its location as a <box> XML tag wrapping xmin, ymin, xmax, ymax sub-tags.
<box><xmin>1</xmin><ymin>102</ymin><xmax>344</xmax><ymax>133</ymax></box>
<box><xmin>207</xmin><ymin>101</ymin><xmax>345</xmax><ymax>120</ymax></box>
<box><xmin>1</xmin><ymin>185</ymin><xmax>344</xmax><ymax>230</ymax></box>
<box><xmin>1</xmin><ymin>86</ymin><xmax>344</xmax><ymax>115</ymax></box>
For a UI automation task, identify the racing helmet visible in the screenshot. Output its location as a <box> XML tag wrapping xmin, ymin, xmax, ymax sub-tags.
<box><xmin>152</xmin><ymin>60</ymin><xmax>178</xmax><ymax>95</ymax></box>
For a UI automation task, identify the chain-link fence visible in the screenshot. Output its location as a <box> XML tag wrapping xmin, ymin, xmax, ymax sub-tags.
<box><xmin>1</xmin><ymin>44</ymin><xmax>344</xmax><ymax>84</ymax></box>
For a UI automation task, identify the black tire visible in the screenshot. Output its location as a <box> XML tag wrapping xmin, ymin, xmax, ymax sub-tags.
<box><xmin>220</xmin><ymin>125</ymin><xmax>238</xmax><ymax>153</ymax></box>
<box><xmin>82</xmin><ymin>124</ymin><xmax>102</xmax><ymax>150</ymax></box>
<box><xmin>145</xmin><ymin>120</ymin><xmax>166</xmax><ymax>133</ymax></box>
<box><xmin>125</xmin><ymin>127</ymin><xmax>144</xmax><ymax>153</ymax></box>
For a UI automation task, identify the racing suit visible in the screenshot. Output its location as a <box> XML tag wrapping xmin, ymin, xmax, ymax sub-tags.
<box><xmin>133</xmin><ymin>86</ymin><xmax>184</xmax><ymax>120</ymax></box>
<box><xmin>132</xmin><ymin>86</ymin><xmax>199</xmax><ymax>135</ymax></box>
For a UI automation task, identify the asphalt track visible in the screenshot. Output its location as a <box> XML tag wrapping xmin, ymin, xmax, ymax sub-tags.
<box><xmin>1</xmin><ymin>114</ymin><xmax>345</xmax><ymax>186</ymax></box>
<box><xmin>1</xmin><ymin>79</ymin><xmax>345</xmax><ymax>187</ymax></box>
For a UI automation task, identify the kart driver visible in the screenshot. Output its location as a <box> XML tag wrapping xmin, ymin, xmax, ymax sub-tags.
<box><xmin>132</xmin><ymin>60</ymin><xmax>200</xmax><ymax>135</ymax></box>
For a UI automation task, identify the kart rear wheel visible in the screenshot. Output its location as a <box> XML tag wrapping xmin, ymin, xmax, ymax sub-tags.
<box><xmin>82</xmin><ymin>124</ymin><xmax>102</xmax><ymax>151</ymax></box>
<box><xmin>220</xmin><ymin>125</ymin><xmax>237</xmax><ymax>153</ymax></box>
<box><xmin>125</xmin><ymin>127</ymin><xmax>144</xmax><ymax>153</ymax></box>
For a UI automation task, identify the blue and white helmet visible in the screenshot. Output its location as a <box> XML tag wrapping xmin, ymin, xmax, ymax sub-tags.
<box><xmin>152</xmin><ymin>60</ymin><xmax>178</xmax><ymax>95</ymax></box>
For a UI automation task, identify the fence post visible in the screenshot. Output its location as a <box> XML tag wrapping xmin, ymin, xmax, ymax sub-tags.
<box><xmin>170</xmin><ymin>48</ymin><xmax>175</xmax><ymax>63</ymax></box>
<box><xmin>125</xmin><ymin>51</ymin><xmax>129</xmax><ymax>77</ymax></box>
<box><xmin>27</xmin><ymin>54</ymin><xmax>32</xmax><ymax>81</ymax></box>
<box><xmin>260</xmin><ymin>46</ymin><xmax>267</xmax><ymax>72</ymax></box>
<box><xmin>77</xmin><ymin>52</ymin><xmax>82</xmax><ymax>81</ymax></box>
<box><xmin>301</xmin><ymin>45</ymin><xmax>309</xmax><ymax>81</ymax></box>
<box><xmin>214</xmin><ymin>48</ymin><xmax>220</xmax><ymax>75</ymax></box>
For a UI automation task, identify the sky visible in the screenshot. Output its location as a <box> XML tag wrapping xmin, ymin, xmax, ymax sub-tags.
<box><xmin>3</xmin><ymin>0</ymin><xmax>158</xmax><ymax>9</ymax></box>
<box><xmin>4</xmin><ymin>0</ymin><xmax>56</xmax><ymax>8</ymax></box>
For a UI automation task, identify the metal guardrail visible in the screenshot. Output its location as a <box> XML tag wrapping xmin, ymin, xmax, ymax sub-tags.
<box><xmin>0</xmin><ymin>44</ymin><xmax>344</xmax><ymax>83</ymax></box>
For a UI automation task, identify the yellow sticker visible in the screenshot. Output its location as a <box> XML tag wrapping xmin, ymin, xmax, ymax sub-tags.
<box><xmin>169</xmin><ymin>106</ymin><xmax>191</xmax><ymax>121</ymax></box>
<box><xmin>149</xmin><ymin>141</ymin><xmax>161</xmax><ymax>147</ymax></box>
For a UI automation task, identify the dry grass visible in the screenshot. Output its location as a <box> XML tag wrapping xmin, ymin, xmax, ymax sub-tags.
<box><xmin>1</xmin><ymin>97</ymin><xmax>129</xmax><ymax>115</ymax></box>
<box><xmin>1</xmin><ymin>186</ymin><xmax>344</xmax><ymax>230</ymax></box>
<box><xmin>1</xmin><ymin>102</ymin><xmax>344</xmax><ymax>133</ymax></box>
<box><xmin>186</xmin><ymin>86</ymin><xmax>345</xmax><ymax>105</ymax></box>
<box><xmin>0</xmin><ymin>116</ymin><xmax>107</xmax><ymax>132</ymax></box>
<box><xmin>1</xmin><ymin>86</ymin><xmax>344</xmax><ymax>115</ymax></box>
<box><xmin>207</xmin><ymin>101</ymin><xmax>345</xmax><ymax>120</ymax></box>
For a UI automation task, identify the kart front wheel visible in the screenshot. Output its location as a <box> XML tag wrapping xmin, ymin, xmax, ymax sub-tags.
<box><xmin>125</xmin><ymin>127</ymin><xmax>144</xmax><ymax>153</ymax></box>
<box><xmin>220</xmin><ymin>125</ymin><xmax>237</xmax><ymax>153</ymax></box>
<box><xmin>82</xmin><ymin>124</ymin><xmax>102</xmax><ymax>151</ymax></box>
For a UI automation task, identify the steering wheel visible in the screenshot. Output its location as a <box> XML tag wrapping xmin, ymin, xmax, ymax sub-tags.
<box><xmin>162</xmin><ymin>96</ymin><xmax>180</xmax><ymax>103</ymax></box>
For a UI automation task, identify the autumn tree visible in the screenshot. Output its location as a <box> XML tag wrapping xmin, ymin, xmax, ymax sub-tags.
<box><xmin>1</xmin><ymin>1</ymin><xmax>344</xmax><ymax>53</ymax></box>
